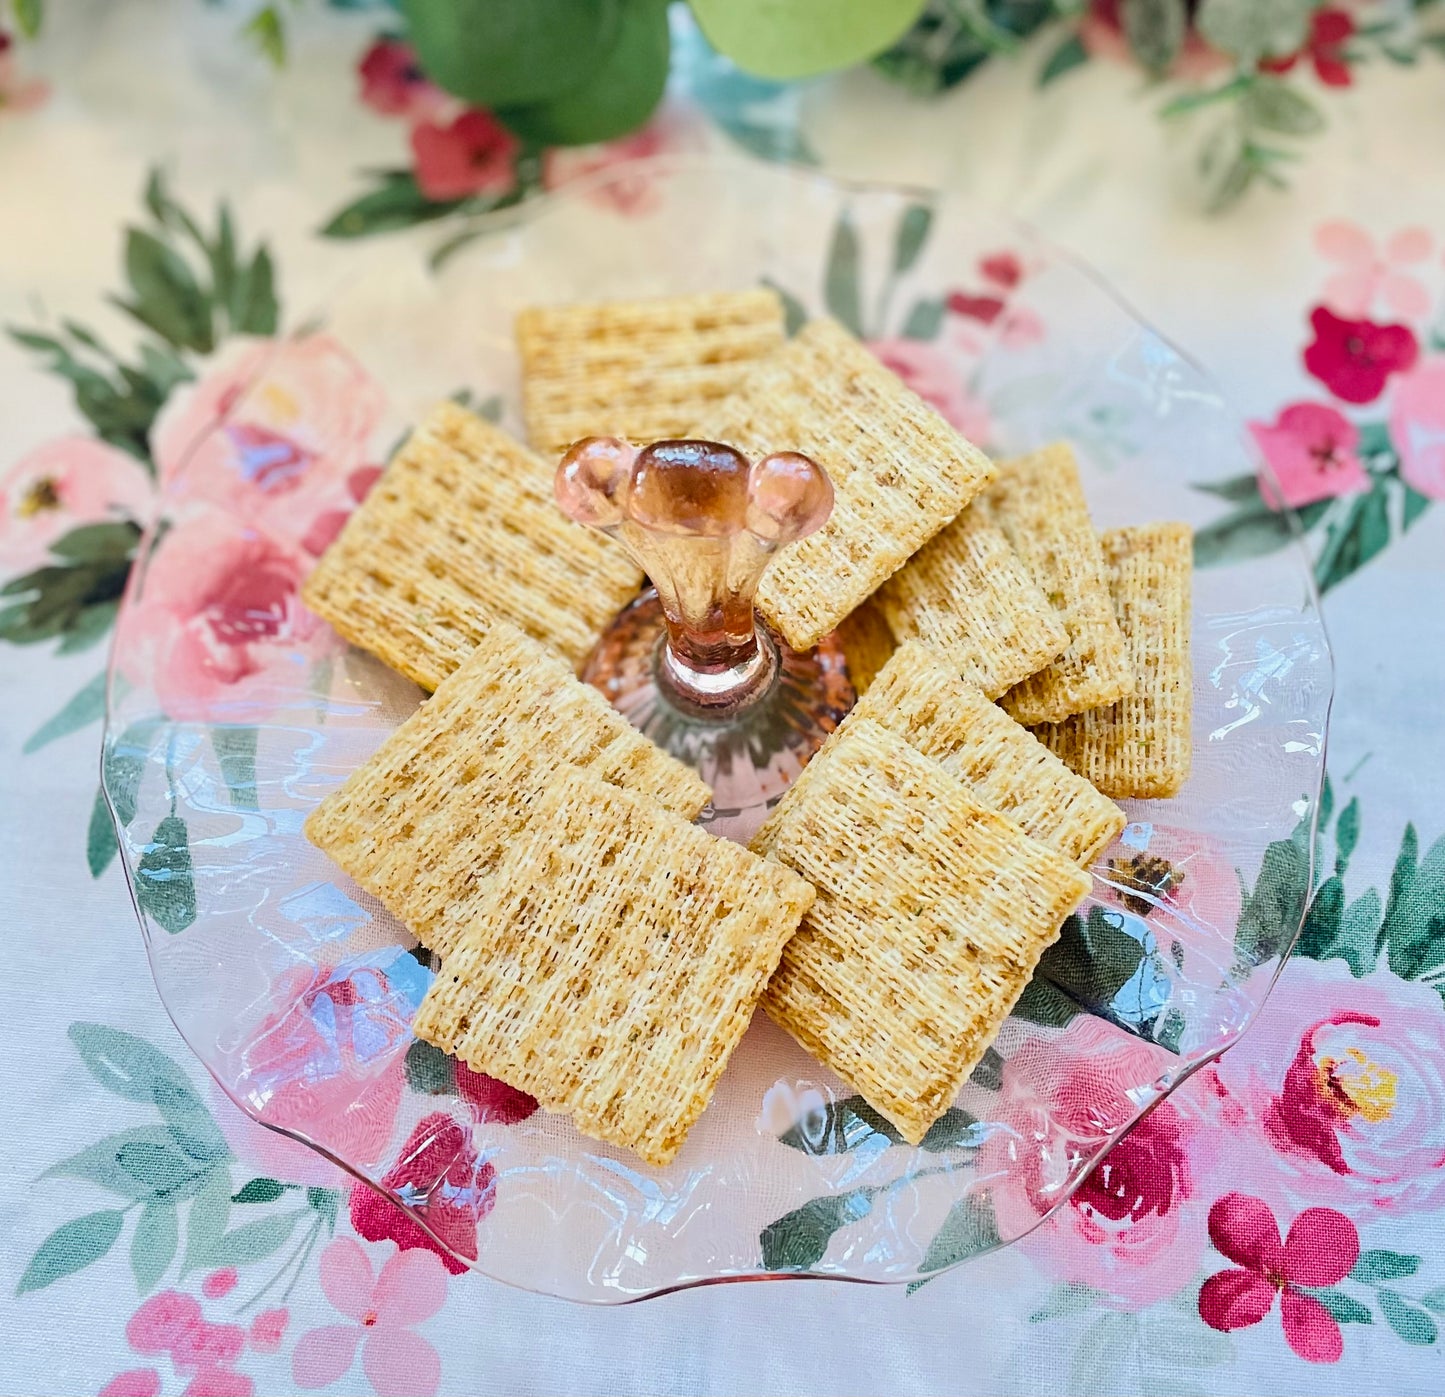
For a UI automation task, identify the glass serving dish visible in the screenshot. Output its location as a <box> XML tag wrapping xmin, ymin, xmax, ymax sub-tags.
<box><xmin>103</xmin><ymin>155</ymin><xmax>1332</xmax><ymax>1303</ymax></box>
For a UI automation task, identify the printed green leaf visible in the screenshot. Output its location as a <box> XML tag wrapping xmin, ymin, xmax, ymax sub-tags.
<box><xmin>132</xmin><ymin>1201</ymin><xmax>178</xmax><ymax>1293</ymax></box>
<box><xmin>232</xmin><ymin>1177</ymin><xmax>289</xmax><ymax>1204</ymax></box>
<box><xmin>153</xmin><ymin>1083</ymin><xmax>230</xmax><ymax>1165</ymax></box>
<box><xmin>916</xmin><ymin>1194</ymin><xmax>1000</xmax><ymax>1274</ymax></box>
<box><xmin>1380</xmin><ymin>828</ymin><xmax>1445</xmax><ymax>981</ymax></box>
<box><xmin>823</xmin><ymin>214</ymin><xmax>864</xmax><ymax>338</ymax></box>
<box><xmin>779</xmin><ymin>1094</ymin><xmax>900</xmax><ymax>1153</ymax></box>
<box><xmin>117</xmin><ymin>228</ymin><xmax>214</xmax><ymax>353</ymax></box>
<box><xmin>1012</xmin><ymin>974</ymin><xmax>1081</xmax><ymax>1027</ymax></box>
<box><xmin>919</xmin><ymin>1108</ymin><xmax>982</xmax><ymax>1151</ymax></box>
<box><xmin>1039</xmin><ymin>32</ymin><xmax>1089</xmax><ymax>87</ymax></box>
<box><xmin>104</xmin><ymin>719</ymin><xmax>160</xmax><ymax>828</ymax></box>
<box><xmin>1378</xmin><ymin>1290</ymin><xmax>1438</xmax><ymax>1345</ymax></box>
<box><xmin>1193</xmin><ymin>500</ymin><xmax>1304</xmax><ymax>568</ymax></box>
<box><xmin>1315</xmin><ymin>480</ymin><xmax>1391</xmax><ymax>594</ymax></box>
<box><xmin>69</xmin><ymin>1024</ymin><xmax>191</xmax><ymax>1104</ymax></box>
<box><xmin>52</xmin><ymin>522</ymin><xmax>144</xmax><ymax>565</ymax></box>
<box><xmin>17</xmin><ymin>1210</ymin><xmax>126</xmax><ymax>1294</ymax></box>
<box><xmin>760</xmin><ymin>1188</ymin><xmax>878</xmax><ymax>1270</ymax></box>
<box><xmin>1030</xmin><ymin>1283</ymin><xmax>1109</xmax><ymax>1322</ymax></box>
<box><xmin>136</xmin><ymin>814</ymin><xmax>197</xmax><ymax>935</ymax></box>
<box><xmin>1334</xmin><ymin>797</ymin><xmax>1360</xmax><ymax>877</ymax></box>
<box><xmin>1235</xmin><ymin>822</ymin><xmax>1311</xmax><ymax>963</ymax></box>
<box><xmin>1310</xmin><ymin>1288</ymin><xmax>1372</xmax><ymax>1324</ymax></box>
<box><xmin>1336</xmin><ymin>888</ymin><xmax>1383</xmax><ymax>977</ymax></box>
<box><xmin>971</xmin><ymin>1046</ymin><xmax>1004</xmax><ymax>1093</ymax></box>
<box><xmin>44</xmin><ymin>1127</ymin><xmax>204</xmax><ymax>1201</ymax></box>
<box><xmin>1296</xmin><ymin>874</ymin><xmax>1344</xmax><ymax>961</ymax></box>
<box><xmin>901</xmin><ymin>297</ymin><xmax>945</xmax><ymax>340</ymax></box>
<box><xmin>1035</xmin><ymin>906</ymin><xmax>1148</xmax><ymax>1013</ymax></box>
<box><xmin>1403</xmin><ymin>484</ymin><xmax>1432</xmax><ymax>532</ymax></box>
<box><xmin>231</xmin><ymin>248</ymin><xmax>279</xmax><ymax>337</ymax></box>
<box><xmin>1351</xmin><ymin>1249</ymin><xmax>1422</xmax><ymax>1283</ymax></box>
<box><xmin>1196</xmin><ymin>0</ymin><xmax>1312</xmax><ymax>61</ymax></box>
<box><xmin>24</xmin><ymin>672</ymin><xmax>108</xmax><ymax>754</ymax></box>
<box><xmin>1122</xmin><ymin>0</ymin><xmax>1187</xmax><ymax>75</ymax></box>
<box><xmin>0</xmin><ymin>522</ymin><xmax>138</xmax><ymax>650</ymax></box>
<box><xmin>207</xmin><ymin>1212</ymin><xmax>302</xmax><ymax>1268</ymax></box>
<box><xmin>117</xmin><ymin>1140</ymin><xmax>204</xmax><ymax>1194</ymax></box>
<box><xmin>404</xmin><ymin>1038</ymin><xmax>457</xmax><ymax>1096</ymax></box>
<box><xmin>87</xmin><ymin>786</ymin><xmax>119</xmax><ymax>878</ymax></box>
<box><xmin>1192</xmin><ymin>471</ymin><xmax>1263</xmax><ymax>503</ymax></box>
<box><xmin>692</xmin><ymin>0</ymin><xmax>928</xmax><ymax>80</ymax></box>
<box><xmin>761</xmin><ymin>278</ymin><xmax>808</xmax><ymax>337</ymax></box>
<box><xmin>308</xmin><ymin>1187</ymin><xmax>341</xmax><ymax>1232</ymax></box>
<box><xmin>211</xmin><ymin>726</ymin><xmax>259</xmax><ymax>811</ymax></box>
<box><xmin>1419</xmin><ymin>1287</ymin><xmax>1445</xmax><ymax>1316</ymax></box>
<box><xmin>1243</xmin><ymin>77</ymin><xmax>1325</xmax><ymax>136</ymax></box>
<box><xmin>402</xmin><ymin>0</ymin><xmax>620</xmax><ymax>107</ymax></box>
<box><xmin>243</xmin><ymin>5</ymin><xmax>287</xmax><ymax>66</ymax></box>
<box><xmin>320</xmin><ymin>172</ymin><xmax>467</xmax><ymax>240</ymax></box>
<box><xmin>183</xmin><ymin>1169</ymin><xmax>232</xmax><ymax>1274</ymax></box>
<box><xmin>498</xmin><ymin>0</ymin><xmax>669</xmax><ymax>146</ymax></box>
<box><xmin>892</xmin><ymin>203</ymin><xmax>934</xmax><ymax>276</ymax></box>
<box><xmin>15</xmin><ymin>0</ymin><xmax>43</xmax><ymax>39</ymax></box>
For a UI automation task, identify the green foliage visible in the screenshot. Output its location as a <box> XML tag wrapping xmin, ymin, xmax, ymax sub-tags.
<box><xmin>498</xmin><ymin>0</ymin><xmax>671</xmax><ymax>146</ymax></box>
<box><xmin>876</xmin><ymin>0</ymin><xmax>1060</xmax><ymax>95</ymax></box>
<box><xmin>0</xmin><ymin>521</ymin><xmax>140</xmax><ymax>652</ymax></box>
<box><xmin>1310</xmin><ymin>1288</ymin><xmax>1373</xmax><ymax>1324</ymax></box>
<box><xmin>775</xmin><ymin>1094</ymin><xmax>979</xmax><ymax>1155</ymax></box>
<box><xmin>243</xmin><ymin>5</ymin><xmax>288</xmax><ymax>66</ymax></box>
<box><xmin>1195</xmin><ymin>0</ymin><xmax>1312</xmax><ymax>61</ymax></box>
<box><xmin>914</xmin><ymin>1194</ymin><xmax>1000</xmax><ymax>1275</ymax></box>
<box><xmin>892</xmin><ymin>203</ymin><xmax>934</xmax><ymax>275</ymax></box>
<box><xmin>211</xmin><ymin>726</ymin><xmax>260</xmax><ymax>812</ymax></box>
<box><xmin>823</xmin><ymin>214</ymin><xmax>864</xmax><ymax>338</ymax></box>
<box><xmin>1039</xmin><ymin>32</ymin><xmax>1090</xmax><ymax>87</ymax></box>
<box><xmin>1033</xmin><ymin>905</ymin><xmax>1152</xmax><ymax>1016</ymax></box>
<box><xmin>319</xmin><ymin>171</ymin><xmax>468</xmax><ymax>240</ymax></box>
<box><xmin>17</xmin><ymin>1211</ymin><xmax>126</xmax><ymax>1294</ymax></box>
<box><xmin>404</xmin><ymin>1037</ymin><xmax>457</xmax><ymax>1095</ymax></box>
<box><xmin>136</xmin><ymin>814</ymin><xmax>198</xmax><ymax>935</ymax></box>
<box><xmin>1315</xmin><ymin>479</ymin><xmax>1392</xmax><ymax>594</ymax></box>
<box><xmin>232</xmin><ymin>1177</ymin><xmax>291</xmax><ymax>1205</ymax></box>
<box><xmin>87</xmin><ymin>785</ymin><xmax>119</xmax><ymax>878</ymax></box>
<box><xmin>1353</xmin><ymin>1250</ymin><xmax>1421</xmax><ymax>1283</ymax></box>
<box><xmin>1378</xmin><ymin>1290</ymin><xmax>1439</xmax><ymax>1345</ymax></box>
<box><xmin>24</xmin><ymin>672</ymin><xmax>108</xmax><ymax>754</ymax></box>
<box><xmin>760</xmin><ymin>1188</ymin><xmax>878</xmax><ymax>1270</ymax></box>
<box><xmin>131</xmin><ymin>1200</ymin><xmax>179</xmax><ymax>1293</ymax></box>
<box><xmin>693</xmin><ymin>0</ymin><xmax>929</xmax><ymax>81</ymax></box>
<box><xmin>1121</xmin><ymin>0</ymin><xmax>1187</xmax><ymax>76</ymax></box>
<box><xmin>1234</xmin><ymin>815</ymin><xmax>1311</xmax><ymax>964</ymax></box>
<box><xmin>15</xmin><ymin>0</ymin><xmax>43</xmax><ymax>39</ymax></box>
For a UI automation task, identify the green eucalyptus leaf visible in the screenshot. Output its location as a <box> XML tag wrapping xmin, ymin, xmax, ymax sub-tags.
<box><xmin>132</xmin><ymin>1202</ymin><xmax>179</xmax><ymax>1293</ymax></box>
<box><xmin>24</xmin><ymin>672</ymin><xmax>108</xmax><ymax>754</ymax></box>
<box><xmin>401</xmin><ymin>0</ymin><xmax>621</xmax><ymax>108</ymax></box>
<box><xmin>320</xmin><ymin>172</ymin><xmax>466</xmax><ymax>240</ymax></box>
<box><xmin>1310</xmin><ymin>1288</ymin><xmax>1372</xmax><ymax>1324</ymax></box>
<box><xmin>232</xmin><ymin>1177</ymin><xmax>289</xmax><ymax>1205</ymax></box>
<box><xmin>17</xmin><ymin>1210</ymin><xmax>125</xmax><ymax>1294</ymax></box>
<box><xmin>183</xmin><ymin>1169</ymin><xmax>232</xmax><ymax>1273</ymax></box>
<box><xmin>901</xmin><ymin>297</ymin><xmax>945</xmax><ymax>340</ymax></box>
<box><xmin>498</xmin><ymin>0</ymin><xmax>670</xmax><ymax>146</ymax></box>
<box><xmin>136</xmin><ymin>814</ymin><xmax>197</xmax><ymax>935</ymax></box>
<box><xmin>15</xmin><ymin>0</ymin><xmax>43</xmax><ymax>39</ymax></box>
<box><xmin>1196</xmin><ymin>0</ymin><xmax>1312</xmax><ymax>61</ymax></box>
<box><xmin>1243</xmin><ymin>78</ymin><xmax>1325</xmax><ymax>136</ymax></box>
<box><xmin>1040</xmin><ymin>32</ymin><xmax>1089</xmax><ymax>86</ymax></box>
<box><xmin>1121</xmin><ymin>0</ymin><xmax>1186</xmax><ymax>75</ymax></box>
<box><xmin>823</xmin><ymin>213</ymin><xmax>864</xmax><ymax>337</ymax></box>
<box><xmin>206</xmin><ymin>1212</ymin><xmax>302</xmax><ymax>1268</ymax></box>
<box><xmin>1378</xmin><ymin>1290</ymin><xmax>1438</xmax><ymax>1345</ymax></box>
<box><xmin>44</xmin><ymin>1127</ymin><xmax>201</xmax><ymax>1201</ymax></box>
<box><xmin>119</xmin><ymin>229</ymin><xmax>213</xmax><ymax>354</ymax></box>
<box><xmin>760</xmin><ymin>1188</ymin><xmax>878</xmax><ymax>1270</ymax></box>
<box><xmin>691</xmin><ymin>0</ymin><xmax>930</xmax><ymax>81</ymax></box>
<box><xmin>210</xmin><ymin>726</ymin><xmax>259</xmax><ymax>811</ymax></box>
<box><xmin>87</xmin><ymin>785</ymin><xmax>119</xmax><ymax>878</ymax></box>
<box><xmin>917</xmin><ymin>1194</ymin><xmax>1000</xmax><ymax>1273</ymax></box>
<box><xmin>1351</xmin><ymin>1249</ymin><xmax>1422</xmax><ymax>1283</ymax></box>
<box><xmin>892</xmin><ymin>203</ymin><xmax>933</xmax><ymax>275</ymax></box>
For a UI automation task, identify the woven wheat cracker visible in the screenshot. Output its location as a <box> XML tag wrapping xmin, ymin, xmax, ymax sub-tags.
<box><xmin>699</xmin><ymin>317</ymin><xmax>996</xmax><ymax>651</ymax></box>
<box><xmin>301</xmin><ymin>401</ymin><xmax>641</xmax><ymax>687</ymax></box>
<box><xmin>1035</xmin><ymin>523</ymin><xmax>1193</xmax><ymax>798</ymax></box>
<box><xmin>877</xmin><ymin>504</ymin><xmax>1068</xmax><ymax>698</ymax></box>
<box><xmin>989</xmin><ymin>443</ymin><xmax>1135</xmax><ymax>724</ymax></box>
<box><xmin>413</xmin><ymin>772</ymin><xmax>814</xmax><ymax>1167</ymax></box>
<box><xmin>834</xmin><ymin>600</ymin><xmax>896</xmax><ymax>697</ymax></box>
<box><xmin>516</xmin><ymin>289</ymin><xmax>786</xmax><ymax>458</ymax></box>
<box><xmin>304</xmin><ymin>618</ymin><xmax>710</xmax><ymax>956</ymax></box>
<box><xmin>761</xmin><ymin>719</ymin><xmax>1091</xmax><ymax>1144</ymax></box>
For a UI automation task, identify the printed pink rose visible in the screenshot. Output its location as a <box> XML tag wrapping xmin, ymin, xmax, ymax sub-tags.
<box><xmin>411</xmin><ymin>109</ymin><xmax>519</xmax><ymax>202</ymax></box>
<box><xmin>358</xmin><ymin>38</ymin><xmax>446</xmax><ymax>121</ymax></box>
<box><xmin>0</xmin><ymin>436</ymin><xmax>151</xmax><ymax>571</ymax></box>
<box><xmin>868</xmin><ymin>338</ymin><xmax>991</xmax><ymax>445</ymax></box>
<box><xmin>350</xmin><ymin>1112</ymin><xmax>496</xmax><ymax>1273</ymax></box>
<box><xmin>150</xmin><ymin>334</ymin><xmax>385</xmax><ymax>549</ymax></box>
<box><xmin>226</xmin><ymin>963</ymin><xmax>409</xmax><ymax>1176</ymax></box>
<box><xmin>1249</xmin><ymin>402</ymin><xmax>1369</xmax><ymax>509</ymax></box>
<box><xmin>1389</xmin><ymin>356</ymin><xmax>1445</xmax><ymax>501</ymax></box>
<box><xmin>543</xmin><ymin>108</ymin><xmax>706</xmax><ymax>215</ymax></box>
<box><xmin>1210</xmin><ymin>958</ymin><xmax>1445</xmax><ymax>1213</ymax></box>
<box><xmin>982</xmin><ymin>1016</ymin><xmax>1212</xmax><ymax>1306</ymax></box>
<box><xmin>1302</xmin><ymin>307</ymin><xmax>1418</xmax><ymax>405</ymax></box>
<box><xmin>121</xmin><ymin>515</ymin><xmax>326</xmax><ymax>723</ymax></box>
<box><xmin>292</xmin><ymin>1239</ymin><xmax>446</xmax><ymax>1396</ymax></box>
<box><xmin>100</xmin><ymin>1372</ymin><xmax>162</xmax><ymax>1397</ymax></box>
<box><xmin>1199</xmin><ymin>1193</ymin><xmax>1358</xmax><ymax>1362</ymax></box>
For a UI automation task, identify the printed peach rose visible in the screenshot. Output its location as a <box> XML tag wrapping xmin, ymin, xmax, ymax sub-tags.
<box><xmin>1389</xmin><ymin>356</ymin><xmax>1445</xmax><ymax>501</ymax></box>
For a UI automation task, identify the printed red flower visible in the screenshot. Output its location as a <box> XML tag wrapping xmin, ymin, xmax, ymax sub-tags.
<box><xmin>1250</xmin><ymin>402</ymin><xmax>1369</xmax><ymax>508</ymax></box>
<box><xmin>1302</xmin><ymin>307</ymin><xmax>1418</xmax><ymax>405</ymax></box>
<box><xmin>1198</xmin><ymin>1193</ymin><xmax>1359</xmax><ymax>1362</ymax></box>
<box><xmin>350</xmin><ymin>1112</ymin><xmax>496</xmax><ymax>1273</ymax></box>
<box><xmin>947</xmin><ymin>292</ymin><xmax>1006</xmax><ymax>325</ymax></box>
<box><xmin>411</xmin><ymin>110</ymin><xmax>519</xmax><ymax>202</ymax></box>
<box><xmin>248</xmin><ymin>1309</ymin><xmax>289</xmax><ymax>1354</ymax></box>
<box><xmin>978</xmin><ymin>251</ymin><xmax>1022</xmax><ymax>290</ymax></box>
<box><xmin>1261</xmin><ymin>9</ymin><xmax>1355</xmax><ymax>88</ymax></box>
<box><xmin>454</xmin><ymin>1063</ymin><xmax>538</xmax><ymax>1125</ymax></box>
<box><xmin>358</xmin><ymin>39</ymin><xmax>445</xmax><ymax>120</ymax></box>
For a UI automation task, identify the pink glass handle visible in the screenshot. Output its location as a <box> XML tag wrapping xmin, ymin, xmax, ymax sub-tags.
<box><xmin>557</xmin><ymin>438</ymin><xmax>832</xmax><ymax>709</ymax></box>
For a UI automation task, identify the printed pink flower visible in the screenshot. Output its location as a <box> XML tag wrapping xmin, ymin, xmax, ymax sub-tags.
<box><xmin>1315</xmin><ymin>222</ymin><xmax>1432</xmax><ymax>320</ymax></box>
<box><xmin>120</xmin><ymin>515</ymin><xmax>325</xmax><ymax>723</ymax></box>
<box><xmin>1199</xmin><ymin>1193</ymin><xmax>1358</xmax><ymax>1362</ymax></box>
<box><xmin>202</xmin><ymin>1268</ymin><xmax>238</xmax><ymax>1299</ymax></box>
<box><xmin>1210</xmin><ymin>958</ymin><xmax>1445</xmax><ymax>1213</ymax></box>
<box><xmin>248</xmin><ymin>1309</ymin><xmax>289</xmax><ymax>1353</ymax></box>
<box><xmin>411</xmin><ymin>109</ymin><xmax>519</xmax><ymax>202</ymax></box>
<box><xmin>125</xmin><ymin>1291</ymin><xmax>252</xmax><ymax>1392</ymax></box>
<box><xmin>1081</xmin><ymin>1</ymin><xmax>1227</xmax><ymax>79</ymax></box>
<box><xmin>150</xmin><ymin>334</ymin><xmax>385</xmax><ymax>550</ymax></box>
<box><xmin>868</xmin><ymin>338</ymin><xmax>992</xmax><ymax>445</ymax></box>
<box><xmin>184</xmin><ymin>1370</ymin><xmax>253</xmax><ymax>1397</ymax></box>
<box><xmin>1249</xmin><ymin>402</ymin><xmax>1369</xmax><ymax>509</ymax></box>
<box><xmin>543</xmin><ymin>107</ymin><xmax>706</xmax><ymax>215</ymax></box>
<box><xmin>1302</xmin><ymin>307</ymin><xmax>1418</xmax><ymax>405</ymax></box>
<box><xmin>0</xmin><ymin>436</ymin><xmax>151</xmax><ymax>572</ymax></box>
<box><xmin>358</xmin><ymin>38</ymin><xmax>446</xmax><ymax>121</ymax></box>
<box><xmin>292</xmin><ymin>1239</ymin><xmax>446</xmax><ymax>1396</ymax></box>
<box><xmin>351</xmin><ymin>1112</ymin><xmax>496</xmax><ymax>1273</ymax></box>
<box><xmin>979</xmin><ymin>251</ymin><xmax>1023</xmax><ymax>290</ymax></box>
<box><xmin>100</xmin><ymin>1372</ymin><xmax>161</xmax><ymax>1397</ymax></box>
<box><xmin>226</xmin><ymin>963</ymin><xmax>409</xmax><ymax>1177</ymax></box>
<box><xmin>0</xmin><ymin>31</ymin><xmax>49</xmax><ymax>113</ymax></box>
<box><xmin>982</xmin><ymin>1016</ymin><xmax>1212</xmax><ymax>1306</ymax></box>
<box><xmin>454</xmin><ymin>1063</ymin><xmax>538</xmax><ymax>1125</ymax></box>
<box><xmin>1261</xmin><ymin>8</ymin><xmax>1356</xmax><ymax>88</ymax></box>
<box><xmin>1389</xmin><ymin>356</ymin><xmax>1445</xmax><ymax>500</ymax></box>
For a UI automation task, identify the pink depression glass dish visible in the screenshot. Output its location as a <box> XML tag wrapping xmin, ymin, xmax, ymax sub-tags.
<box><xmin>103</xmin><ymin>155</ymin><xmax>1332</xmax><ymax>1303</ymax></box>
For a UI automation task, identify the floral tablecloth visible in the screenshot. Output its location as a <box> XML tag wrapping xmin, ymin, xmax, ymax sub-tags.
<box><xmin>2</xmin><ymin>4</ymin><xmax>1443</xmax><ymax>1395</ymax></box>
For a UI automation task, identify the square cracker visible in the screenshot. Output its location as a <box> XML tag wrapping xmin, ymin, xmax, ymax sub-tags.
<box><xmin>700</xmin><ymin>317</ymin><xmax>996</xmax><ymax>652</ymax></box>
<box><xmin>304</xmin><ymin>618</ymin><xmax>710</xmax><ymax>957</ymax></box>
<box><xmin>752</xmin><ymin>641</ymin><xmax>1124</xmax><ymax>867</ymax></box>
<box><xmin>516</xmin><ymin>289</ymin><xmax>786</xmax><ymax>458</ymax></box>
<box><xmin>989</xmin><ymin>443</ymin><xmax>1135</xmax><ymax>725</ymax></box>
<box><xmin>1035</xmin><ymin>523</ymin><xmax>1193</xmax><ymax>799</ymax></box>
<box><xmin>413</xmin><ymin>772</ymin><xmax>815</xmax><ymax>1167</ymax></box>
<box><xmin>761</xmin><ymin>719</ymin><xmax>1090</xmax><ymax>1144</ymax></box>
<box><xmin>876</xmin><ymin>504</ymin><xmax>1068</xmax><ymax>699</ymax></box>
<box><xmin>834</xmin><ymin>600</ymin><xmax>896</xmax><ymax>697</ymax></box>
<box><xmin>301</xmin><ymin>401</ymin><xmax>641</xmax><ymax>687</ymax></box>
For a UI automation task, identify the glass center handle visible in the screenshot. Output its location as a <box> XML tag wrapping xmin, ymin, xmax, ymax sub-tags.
<box><xmin>556</xmin><ymin>437</ymin><xmax>833</xmax><ymax>710</ymax></box>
